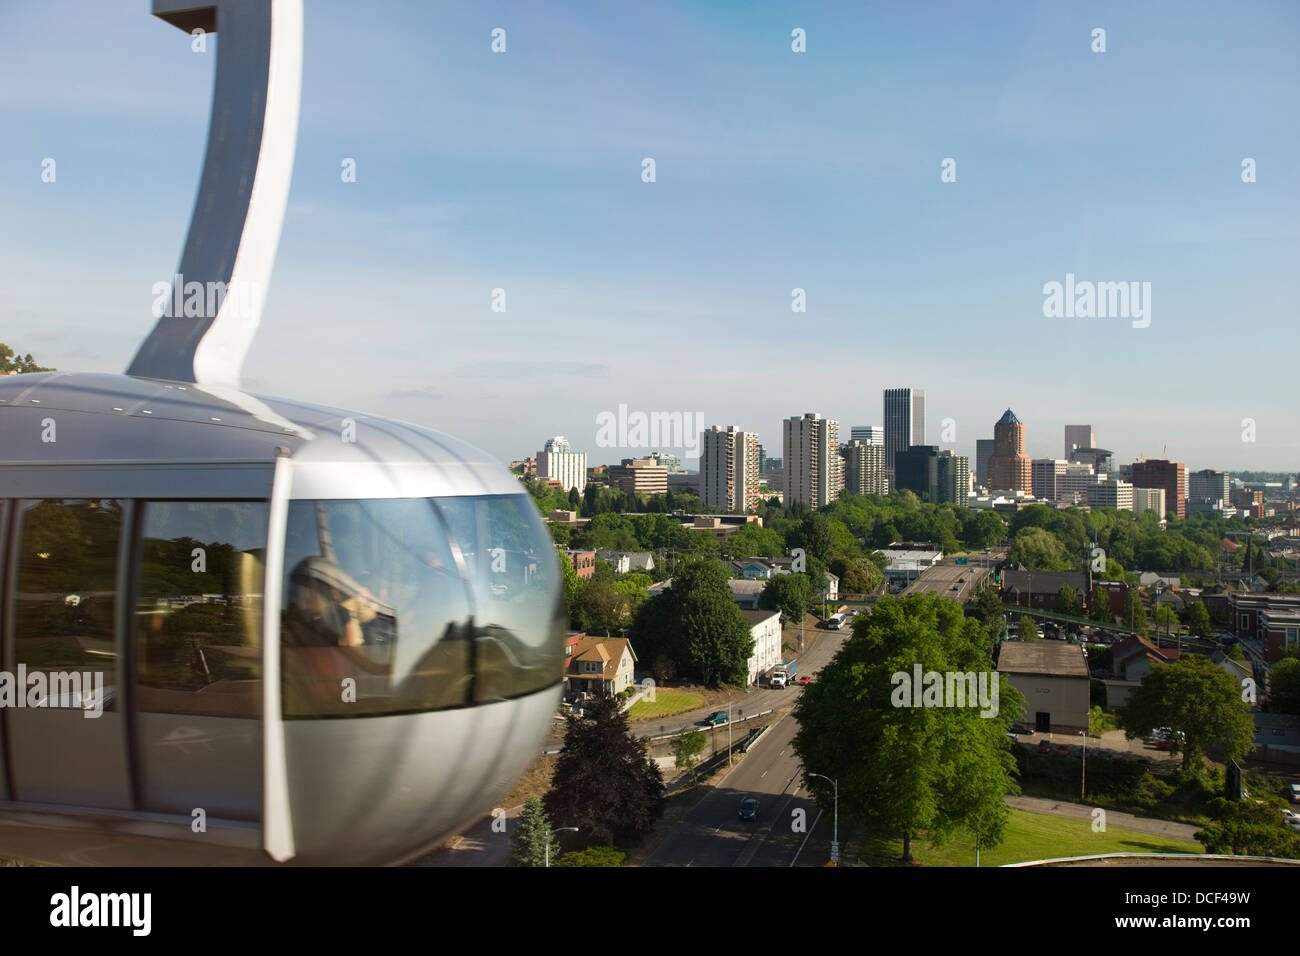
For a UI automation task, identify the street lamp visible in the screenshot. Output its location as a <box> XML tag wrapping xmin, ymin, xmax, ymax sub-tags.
<box><xmin>807</xmin><ymin>772</ymin><xmax>839</xmax><ymax>865</ymax></box>
<box><xmin>546</xmin><ymin>827</ymin><xmax>579</xmax><ymax>867</ymax></box>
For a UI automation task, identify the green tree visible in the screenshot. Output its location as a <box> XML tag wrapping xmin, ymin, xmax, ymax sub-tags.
<box><xmin>1017</xmin><ymin>613</ymin><xmax>1038</xmax><ymax>642</ymax></box>
<box><xmin>557</xmin><ymin>550</ymin><xmax>581</xmax><ymax>625</ymax></box>
<box><xmin>548</xmin><ymin>522</ymin><xmax>572</xmax><ymax>547</ymax></box>
<box><xmin>0</xmin><ymin>344</ymin><xmax>54</xmax><ymax>374</ymax></box>
<box><xmin>544</xmin><ymin>694</ymin><xmax>663</xmax><ymax>848</ymax></box>
<box><xmin>759</xmin><ymin>572</ymin><xmax>812</xmax><ymax>622</ymax></box>
<box><xmin>1122</xmin><ymin>588</ymin><xmax>1148</xmax><ymax>637</ymax></box>
<box><xmin>1007</xmin><ymin>526</ymin><xmax>1074</xmax><ymax>571</ymax></box>
<box><xmin>1182</xmin><ymin>601</ymin><xmax>1213</xmax><ymax>638</ymax></box>
<box><xmin>670</xmin><ymin>727</ymin><xmax>707</xmax><ymax>782</ymax></box>
<box><xmin>792</xmin><ymin>593</ymin><xmax>1024</xmax><ymax>862</ymax></box>
<box><xmin>1268</xmin><ymin>658</ymin><xmax>1300</xmax><ymax>715</ymax></box>
<box><xmin>1195</xmin><ymin>797</ymin><xmax>1300</xmax><ymax>858</ymax></box>
<box><xmin>1052</xmin><ymin>585</ymin><xmax>1081</xmax><ymax>617</ymax></box>
<box><xmin>552</xmin><ymin>846</ymin><xmax>628</xmax><ymax>867</ymax></box>
<box><xmin>511</xmin><ymin>794</ymin><xmax>559</xmax><ymax>867</ymax></box>
<box><xmin>1118</xmin><ymin>656</ymin><xmax>1256</xmax><ymax>772</ymax></box>
<box><xmin>629</xmin><ymin>559</ymin><xmax>754</xmax><ymax>686</ymax></box>
<box><xmin>1088</xmin><ymin>585</ymin><xmax>1114</xmax><ymax>624</ymax></box>
<box><xmin>973</xmin><ymin>586</ymin><xmax>1005</xmax><ymax>648</ymax></box>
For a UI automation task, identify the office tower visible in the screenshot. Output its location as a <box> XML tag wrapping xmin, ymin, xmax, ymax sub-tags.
<box><xmin>1131</xmin><ymin>459</ymin><xmax>1187</xmax><ymax>519</ymax></box>
<box><xmin>1132</xmin><ymin>487</ymin><xmax>1166</xmax><ymax>520</ymax></box>
<box><xmin>975</xmin><ymin>438</ymin><xmax>995</xmax><ymax>488</ymax></box>
<box><xmin>782</xmin><ymin>413</ymin><xmax>843</xmax><ymax>508</ymax></box>
<box><xmin>1064</xmin><ymin>425</ymin><xmax>1096</xmax><ymax>460</ymax></box>
<box><xmin>536</xmin><ymin>435</ymin><xmax>587</xmax><ymax>493</ymax></box>
<box><xmin>1031</xmin><ymin>459</ymin><xmax>1068</xmax><ymax>501</ymax></box>
<box><xmin>850</xmin><ymin>425</ymin><xmax>885</xmax><ymax>446</ymax></box>
<box><xmin>936</xmin><ymin>450</ymin><xmax>970</xmax><ymax>506</ymax></box>
<box><xmin>987</xmin><ymin>409</ymin><xmax>1032</xmax><ymax>493</ymax></box>
<box><xmin>894</xmin><ymin>445</ymin><xmax>939</xmax><ymax>501</ymax></box>
<box><xmin>700</xmin><ymin>425</ymin><xmax>761</xmax><ymax>512</ymax></box>
<box><xmin>842</xmin><ymin>439</ymin><xmax>888</xmax><ymax>496</ymax></box>
<box><xmin>1189</xmin><ymin>469</ymin><xmax>1231</xmax><ymax>505</ymax></box>
<box><xmin>1069</xmin><ymin>447</ymin><xmax>1114</xmax><ymax>476</ymax></box>
<box><xmin>1058</xmin><ymin>463</ymin><xmax>1096</xmax><ymax>505</ymax></box>
<box><xmin>883</xmin><ymin>388</ymin><xmax>925</xmax><ymax>473</ymax></box>
<box><xmin>608</xmin><ymin>457</ymin><xmax>668</xmax><ymax>496</ymax></box>
<box><xmin>1087</xmin><ymin>478</ymin><xmax>1134</xmax><ymax>511</ymax></box>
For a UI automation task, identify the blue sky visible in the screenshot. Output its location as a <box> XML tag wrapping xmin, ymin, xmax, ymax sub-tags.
<box><xmin>2</xmin><ymin>0</ymin><xmax>1297</xmax><ymax>471</ymax></box>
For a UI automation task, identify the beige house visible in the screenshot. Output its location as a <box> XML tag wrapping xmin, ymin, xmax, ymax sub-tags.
<box><xmin>565</xmin><ymin>634</ymin><xmax>637</xmax><ymax>700</ymax></box>
<box><xmin>997</xmin><ymin>642</ymin><xmax>1090</xmax><ymax>734</ymax></box>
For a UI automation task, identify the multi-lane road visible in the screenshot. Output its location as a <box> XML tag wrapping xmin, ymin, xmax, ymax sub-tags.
<box><xmin>901</xmin><ymin>548</ymin><xmax>1005</xmax><ymax>603</ymax></box>
<box><xmin>643</xmin><ymin>625</ymin><xmax>850</xmax><ymax>867</ymax></box>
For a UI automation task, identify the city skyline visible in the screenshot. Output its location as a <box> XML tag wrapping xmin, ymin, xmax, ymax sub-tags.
<box><xmin>3</xmin><ymin>2</ymin><xmax>1297</xmax><ymax>472</ymax></box>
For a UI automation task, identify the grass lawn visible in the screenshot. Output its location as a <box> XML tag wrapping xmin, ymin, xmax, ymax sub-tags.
<box><xmin>627</xmin><ymin>688</ymin><xmax>704</xmax><ymax>721</ymax></box>
<box><xmin>857</xmin><ymin>808</ymin><xmax>1203</xmax><ymax>867</ymax></box>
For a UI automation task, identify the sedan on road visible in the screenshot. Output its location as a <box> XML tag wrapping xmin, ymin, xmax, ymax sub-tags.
<box><xmin>795</xmin><ymin>675</ymin><xmax>812</xmax><ymax>685</ymax></box>
<box><xmin>702</xmin><ymin>711</ymin><xmax>728</xmax><ymax>726</ymax></box>
<box><xmin>738</xmin><ymin>797</ymin><xmax>759</xmax><ymax>821</ymax></box>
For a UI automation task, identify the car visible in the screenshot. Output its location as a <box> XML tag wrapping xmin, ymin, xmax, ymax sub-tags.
<box><xmin>1010</xmin><ymin>722</ymin><xmax>1034</xmax><ymax>736</ymax></box>
<box><xmin>702</xmin><ymin>712</ymin><xmax>728</xmax><ymax>726</ymax></box>
<box><xmin>738</xmin><ymin>797</ymin><xmax>759</xmax><ymax>821</ymax></box>
<box><xmin>1054</xmin><ymin>744</ymin><xmax>1070</xmax><ymax>755</ymax></box>
<box><xmin>795</xmin><ymin>674</ymin><xmax>812</xmax><ymax>685</ymax></box>
<box><xmin>1037</xmin><ymin>740</ymin><xmax>1053</xmax><ymax>754</ymax></box>
<box><xmin>1291</xmin><ymin>783</ymin><xmax>1300</xmax><ymax>804</ymax></box>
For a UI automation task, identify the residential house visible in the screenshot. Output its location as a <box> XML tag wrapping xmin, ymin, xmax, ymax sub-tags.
<box><xmin>565</xmin><ymin>633</ymin><xmax>638</xmax><ymax>700</ymax></box>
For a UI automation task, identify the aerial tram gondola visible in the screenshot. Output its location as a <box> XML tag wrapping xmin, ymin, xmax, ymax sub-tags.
<box><xmin>0</xmin><ymin>0</ymin><xmax>565</xmax><ymax>865</ymax></box>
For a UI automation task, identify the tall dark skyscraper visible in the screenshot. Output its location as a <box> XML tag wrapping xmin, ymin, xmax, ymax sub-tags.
<box><xmin>884</xmin><ymin>387</ymin><xmax>925</xmax><ymax>473</ymax></box>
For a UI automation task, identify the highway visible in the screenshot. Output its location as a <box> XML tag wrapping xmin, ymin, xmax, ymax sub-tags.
<box><xmin>901</xmin><ymin>548</ymin><xmax>1005</xmax><ymax>603</ymax></box>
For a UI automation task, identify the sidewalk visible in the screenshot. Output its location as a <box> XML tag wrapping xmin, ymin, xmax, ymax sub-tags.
<box><xmin>1006</xmin><ymin>794</ymin><xmax>1201</xmax><ymax>842</ymax></box>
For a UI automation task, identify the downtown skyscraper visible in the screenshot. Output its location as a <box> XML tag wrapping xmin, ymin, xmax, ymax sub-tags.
<box><xmin>884</xmin><ymin>388</ymin><xmax>925</xmax><ymax>474</ymax></box>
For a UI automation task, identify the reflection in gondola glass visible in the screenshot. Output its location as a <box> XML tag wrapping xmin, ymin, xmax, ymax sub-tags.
<box><xmin>279</xmin><ymin>496</ymin><xmax>565</xmax><ymax>717</ymax></box>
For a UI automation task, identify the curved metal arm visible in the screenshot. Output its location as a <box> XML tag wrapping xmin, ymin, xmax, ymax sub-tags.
<box><xmin>127</xmin><ymin>0</ymin><xmax>302</xmax><ymax>387</ymax></box>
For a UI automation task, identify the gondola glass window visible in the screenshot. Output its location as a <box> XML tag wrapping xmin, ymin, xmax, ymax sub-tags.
<box><xmin>135</xmin><ymin>502</ymin><xmax>268</xmax><ymax>716</ymax></box>
<box><xmin>10</xmin><ymin>499</ymin><xmax>131</xmax><ymax>809</ymax></box>
<box><xmin>280</xmin><ymin>497</ymin><xmax>564</xmax><ymax>717</ymax></box>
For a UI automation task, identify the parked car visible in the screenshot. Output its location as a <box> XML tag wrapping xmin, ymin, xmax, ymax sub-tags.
<box><xmin>1290</xmin><ymin>783</ymin><xmax>1300</xmax><ymax>804</ymax></box>
<box><xmin>1054</xmin><ymin>743</ymin><xmax>1070</xmax><ymax>755</ymax></box>
<box><xmin>1010</xmin><ymin>722</ymin><xmax>1034</xmax><ymax>736</ymax></box>
<box><xmin>738</xmin><ymin>797</ymin><xmax>759</xmax><ymax>821</ymax></box>
<box><xmin>702</xmin><ymin>711</ymin><xmax>728</xmax><ymax>726</ymax></box>
<box><xmin>1037</xmin><ymin>740</ymin><xmax>1053</xmax><ymax>754</ymax></box>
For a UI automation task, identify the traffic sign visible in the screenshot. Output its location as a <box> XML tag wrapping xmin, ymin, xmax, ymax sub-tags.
<box><xmin>830</xmin><ymin>841</ymin><xmax>840</xmax><ymax>863</ymax></box>
<box><xmin>955</xmin><ymin>557</ymin><xmax>967</xmax><ymax>565</ymax></box>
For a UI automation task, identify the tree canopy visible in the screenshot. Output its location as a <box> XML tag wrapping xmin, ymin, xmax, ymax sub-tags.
<box><xmin>792</xmin><ymin>593</ymin><xmax>1024</xmax><ymax>861</ymax></box>
<box><xmin>544</xmin><ymin>694</ymin><xmax>663</xmax><ymax>848</ymax></box>
<box><xmin>1118</xmin><ymin>655</ymin><xmax>1255</xmax><ymax>772</ymax></box>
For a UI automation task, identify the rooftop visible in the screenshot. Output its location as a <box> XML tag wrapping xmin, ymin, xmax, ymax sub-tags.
<box><xmin>997</xmin><ymin>641</ymin><xmax>1089</xmax><ymax>678</ymax></box>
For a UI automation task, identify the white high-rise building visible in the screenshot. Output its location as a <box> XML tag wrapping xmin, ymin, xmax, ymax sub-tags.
<box><xmin>884</xmin><ymin>388</ymin><xmax>925</xmax><ymax>473</ymax></box>
<box><xmin>850</xmin><ymin>425</ymin><xmax>884</xmax><ymax>446</ymax></box>
<box><xmin>783</xmin><ymin>413</ymin><xmax>842</xmax><ymax>509</ymax></box>
<box><xmin>536</xmin><ymin>435</ymin><xmax>587</xmax><ymax>493</ymax></box>
<box><xmin>1133</xmin><ymin>486</ymin><xmax>1166</xmax><ymax>520</ymax></box>
<box><xmin>700</xmin><ymin>425</ymin><xmax>761</xmax><ymax>512</ymax></box>
<box><xmin>1088</xmin><ymin>477</ymin><xmax>1134</xmax><ymax>512</ymax></box>
<box><xmin>842</xmin><ymin>439</ymin><xmax>888</xmax><ymax>496</ymax></box>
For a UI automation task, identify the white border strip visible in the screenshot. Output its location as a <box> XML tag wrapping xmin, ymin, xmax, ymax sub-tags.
<box><xmin>262</xmin><ymin>452</ymin><xmax>295</xmax><ymax>861</ymax></box>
